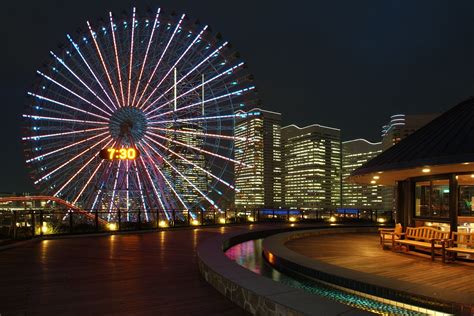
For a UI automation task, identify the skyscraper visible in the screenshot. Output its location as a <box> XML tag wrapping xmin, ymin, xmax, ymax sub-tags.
<box><xmin>234</xmin><ymin>108</ymin><xmax>282</xmax><ymax>209</ymax></box>
<box><xmin>282</xmin><ymin>124</ymin><xmax>341</xmax><ymax>210</ymax></box>
<box><xmin>342</xmin><ymin>139</ymin><xmax>385</xmax><ymax>209</ymax></box>
<box><xmin>381</xmin><ymin>113</ymin><xmax>439</xmax><ymax>150</ymax></box>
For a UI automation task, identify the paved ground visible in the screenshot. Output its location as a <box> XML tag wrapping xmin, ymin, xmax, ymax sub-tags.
<box><xmin>0</xmin><ymin>225</ymin><xmax>266</xmax><ymax>315</ymax></box>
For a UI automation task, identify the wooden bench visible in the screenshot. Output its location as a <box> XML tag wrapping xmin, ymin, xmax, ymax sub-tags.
<box><xmin>395</xmin><ymin>226</ymin><xmax>450</xmax><ymax>261</ymax></box>
<box><xmin>378</xmin><ymin>223</ymin><xmax>402</xmax><ymax>249</ymax></box>
<box><xmin>443</xmin><ymin>232</ymin><xmax>474</xmax><ymax>263</ymax></box>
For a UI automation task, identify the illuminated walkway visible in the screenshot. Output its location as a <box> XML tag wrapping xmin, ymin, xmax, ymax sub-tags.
<box><xmin>0</xmin><ymin>224</ymin><xmax>293</xmax><ymax>315</ymax></box>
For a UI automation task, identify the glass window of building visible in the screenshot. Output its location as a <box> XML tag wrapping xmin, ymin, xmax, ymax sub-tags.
<box><xmin>415</xmin><ymin>179</ymin><xmax>449</xmax><ymax>218</ymax></box>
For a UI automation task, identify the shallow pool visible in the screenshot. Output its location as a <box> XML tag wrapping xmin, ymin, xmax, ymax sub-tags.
<box><xmin>225</xmin><ymin>239</ymin><xmax>433</xmax><ymax>316</ymax></box>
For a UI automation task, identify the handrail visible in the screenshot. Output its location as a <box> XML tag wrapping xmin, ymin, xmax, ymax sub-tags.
<box><xmin>0</xmin><ymin>196</ymin><xmax>108</xmax><ymax>225</ymax></box>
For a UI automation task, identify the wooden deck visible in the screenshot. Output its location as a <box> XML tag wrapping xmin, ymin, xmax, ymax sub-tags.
<box><xmin>286</xmin><ymin>233</ymin><xmax>474</xmax><ymax>301</ymax></box>
<box><xmin>0</xmin><ymin>225</ymin><xmax>271</xmax><ymax>315</ymax></box>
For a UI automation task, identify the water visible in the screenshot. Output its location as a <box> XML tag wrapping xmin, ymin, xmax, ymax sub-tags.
<box><xmin>225</xmin><ymin>239</ymin><xmax>428</xmax><ymax>316</ymax></box>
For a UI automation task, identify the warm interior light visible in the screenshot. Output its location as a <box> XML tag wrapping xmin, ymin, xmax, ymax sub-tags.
<box><xmin>191</xmin><ymin>219</ymin><xmax>200</xmax><ymax>226</ymax></box>
<box><xmin>463</xmin><ymin>162</ymin><xmax>470</xmax><ymax>165</ymax></box>
<box><xmin>471</xmin><ymin>174</ymin><xmax>474</xmax><ymax>178</ymax></box>
<box><xmin>218</xmin><ymin>217</ymin><xmax>226</xmax><ymax>224</ymax></box>
<box><xmin>107</xmin><ymin>223</ymin><xmax>117</xmax><ymax>231</ymax></box>
<box><xmin>377</xmin><ymin>218</ymin><xmax>386</xmax><ymax>223</ymax></box>
<box><xmin>289</xmin><ymin>216</ymin><xmax>296</xmax><ymax>222</ymax></box>
<box><xmin>373</xmin><ymin>175</ymin><xmax>380</xmax><ymax>180</ymax></box>
<box><xmin>159</xmin><ymin>220</ymin><xmax>168</xmax><ymax>228</ymax></box>
<box><xmin>41</xmin><ymin>222</ymin><xmax>50</xmax><ymax>234</ymax></box>
<box><xmin>247</xmin><ymin>216</ymin><xmax>255</xmax><ymax>222</ymax></box>
<box><xmin>370</xmin><ymin>180</ymin><xmax>376</xmax><ymax>184</ymax></box>
<box><xmin>329</xmin><ymin>216</ymin><xmax>336</xmax><ymax>223</ymax></box>
<box><xmin>422</xmin><ymin>168</ymin><xmax>431</xmax><ymax>173</ymax></box>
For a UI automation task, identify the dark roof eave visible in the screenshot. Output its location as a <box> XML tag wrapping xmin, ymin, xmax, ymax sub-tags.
<box><xmin>351</xmin><ymin>153</ymin><xmax>474</xmax><ymax>177</ymax></box>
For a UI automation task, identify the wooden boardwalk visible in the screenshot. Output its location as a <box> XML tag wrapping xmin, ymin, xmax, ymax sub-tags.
<box><xmin>286</xmin><ymin>233</ymin><xmax>474</xmax><ymax>300</ymax></box>
<box><xmin>0</xmin><ymin>225</ymin><xmax>265</xmax><ymax>315</ymax></box>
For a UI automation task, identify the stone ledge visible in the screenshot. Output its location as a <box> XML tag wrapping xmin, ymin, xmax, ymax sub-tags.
<box><xmin>197</xmin><ymin>226</ymin><xmax>373</xmax><ymax>315</ymax></box>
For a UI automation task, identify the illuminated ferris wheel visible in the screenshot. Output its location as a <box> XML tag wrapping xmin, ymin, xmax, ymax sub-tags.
<box><xmin>22</xmin><ymin>7</ymin><xmax>257</xmax><ymax>222</ymax></box>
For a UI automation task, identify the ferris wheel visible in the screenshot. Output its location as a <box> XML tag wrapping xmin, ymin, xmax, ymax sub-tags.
<box><xmin>22</xmin><ymin>7</ymin><xmax>257</xmax><ymax>222</ymax></box>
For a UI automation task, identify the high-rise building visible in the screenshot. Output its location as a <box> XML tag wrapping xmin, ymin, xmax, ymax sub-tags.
<box><xmin>234</xmin><ymin>108</ymin><xmax>282</xmax><ymax>209</ymax></box>
<box><xmin>378</xmin><ymin>113</ymin><xmax>439</xmax><ymax>211</ymax></box>
<box><xmin>381</xmin><ymin>113</ymin><xmax>439</xmax><ymax>150</ymax></box>
<box><xmin>282</xmin><ymin>124</ymin><xmax>341</xmax><ymax>210</ymax></box>
<box><xmin>342</xmin><ymin>139</ymin><xmax>386</xmax><ymax>209</ymax></box>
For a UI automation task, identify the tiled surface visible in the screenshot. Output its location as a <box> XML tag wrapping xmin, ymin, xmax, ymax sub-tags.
<box><xmin>0</xmin><ymin>225</ymin><xmax>258</xmax><ymax>315</ymax></box>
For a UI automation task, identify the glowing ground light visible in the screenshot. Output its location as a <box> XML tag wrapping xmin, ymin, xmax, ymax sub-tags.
<box><xmin>23</xmin><ymin>7</ymin><xmax>257</xmax><ymax>223</ymax></box>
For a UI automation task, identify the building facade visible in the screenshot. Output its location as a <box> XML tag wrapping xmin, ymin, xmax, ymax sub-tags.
<box><xmin>342</xmin><ymin>139</ymin><xmax>386</xmax><ymax>209</ymax></box>
<box><xmin>282</xmin><ymin>124</ymin><xmax>341</xmax><ymax>210</ymax></box>
<box><xmin>234</xmin><ymin>108</ymin><xmax>282</xmax><ymax>209</ymax></box>
<box><xmin>381</xmin><ymin>113</ymin><xmax>438</xmax><ymax>150</ymax></box>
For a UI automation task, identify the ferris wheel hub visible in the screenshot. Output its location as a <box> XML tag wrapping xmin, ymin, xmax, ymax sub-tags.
<box><xmin>109</xmin><ymin>106</ymin><xmax>148</xmax><ymax>143</ymax></box>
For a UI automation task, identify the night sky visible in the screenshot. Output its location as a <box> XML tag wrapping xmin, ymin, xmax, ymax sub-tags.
<box><xmin>2</xmin><ymin>0</ymin><xmax>474</xmax><ymax>192</ymax></box>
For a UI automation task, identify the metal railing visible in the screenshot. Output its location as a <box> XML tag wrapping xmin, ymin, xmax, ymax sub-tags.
<box><xmin>0</xmin><ymin>208</ymin><xmax>394</xmax><ymax>240</ymax></box>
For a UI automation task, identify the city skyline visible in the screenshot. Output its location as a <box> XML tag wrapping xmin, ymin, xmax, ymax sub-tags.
<box><xmin>4</xmin><ymin>0</ymin><xmax>474</xmax><ymax>193</ymax></box>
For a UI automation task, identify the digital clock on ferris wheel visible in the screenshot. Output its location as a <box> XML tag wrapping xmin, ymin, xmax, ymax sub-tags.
<box><xmin>99</xmin><ymin>148</ymin><xmax>140</xmax><ymax>160</ymax></box>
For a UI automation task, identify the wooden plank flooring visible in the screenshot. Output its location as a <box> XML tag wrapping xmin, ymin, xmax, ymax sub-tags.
<box><xmin>286</xmin><ymin>233</ymin><xmax>474</xmax><ymax>299</ymax></box>
<box><xmin>0</xmin><ymin>225</ymin><xmax>266</xmax><ymax>315</ymax></box>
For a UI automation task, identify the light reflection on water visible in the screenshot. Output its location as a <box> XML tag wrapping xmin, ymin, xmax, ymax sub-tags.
<box><xmin>225</xmin><ymin>239</ymin><xmax>427</xmax><ymax>316</ymax></box>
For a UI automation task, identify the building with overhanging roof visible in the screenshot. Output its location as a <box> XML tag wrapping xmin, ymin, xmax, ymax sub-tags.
<box><xmin>350</xmin><ymin>98</ymin><xmax>474</xmax><ymax>232</ymax></box>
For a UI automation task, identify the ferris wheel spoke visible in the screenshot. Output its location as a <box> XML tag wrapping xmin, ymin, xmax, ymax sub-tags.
<box><xmin>133</xmin><ymin>160</ymin><xmax>150</xmax><ymax>221</ymax></box>
<box><xmin>22</xmin><ymin>126</ymin><xmax>107</xmax><ymax>141</ymax></box>
<box><xmin>72</xmin><ymin>160</ymin><xmax>105</xmax><ymax>205</ymax></box>
<box><xmin>146</xmin><ymin>131</ymin><xmax>247</xmax><ymax>166</ymax></box>
<box><xmin>53</xmin><ymin>138</ymin><xmax>114</xmax><ymax>197</ymax></box>
<box><xmin>146</xmin><ymin>62</ymin><xmax>245</xmax><ymax>115</ymax></box>
<box><xmin>148</xmin><ymin>126</ymin><xmax>247</xmax><ymax>141</ymax></box>
<box><xmin>148</xmin><ymin>113</ymin><xmax>247</xmax><ymax>126</ymax></box>
<box><xmin>36</xmin><ymin>71</ymin><xmax>112</xmax><ymax>117</ymax></box>
<box><xmin>25</xmin><ymin>131</ymin><xmax>109</xmax><ymax>163</ymax></box>
<box><xmin>138</xmin><ymin>155</ymin><xmax>169</xmax><ymax>219</ymax></box>
<box><xmin>141</xmin><ymin>140</ymin><xmax>220</xmax><ymax>211</ymax></box>
<box><xmin>127</xmin><ymin>7</ymin><xmax>137</xmax><ymax>106</ymax></box>
<box><xmin>27</xmin><ymin>92</ymin><xmax>110</xmax><ymax>121</ymax></box>
<box><xmin>34</xmin><ymin>135</ymin><xmax>111</xmax><ymax>184</ymax></box>
<box><xmin>142</xmin><ymin>41</ymin><xmax>229</xmax><ymax>113</ymax></box>
<box><xmin>23</xmin><ymin>114</ymin><xmax>107</xmax><ymax>126</ymax></box>
<box><xmin>139</xmin><ymin>143</ymin><xmax>188</xmax><ymax>211</ymax></box>
<box><xmin>148</xmin><ymin>86</ymin><xmax>256</xmax><ymax>120</ymax></box>
<box><xmin>135</xmin><ymin>14</ymin><xmax>186</xmax><ymax>109</ymax></box>
<box><xmin>107</xmin><ymin>160</ymin><xmax>122</xmax><ymax>221</ymax></box>
<box><xmin>130</xmin><ymin>8</ymin><xmax>161</xmax><ymax>107</ymax></box>
<box><xmin>144</xmin><ymin>136</ymin><xmax>238</xmax><ymax>192</ymax></box>
<box><xmin>137</xmin><ymin>24</ymin><xmax>208</xmax><ymax>110</ymax></box>
<box><xmin>66</xmin><ymin>35</ymin><xmax>117</xmax><ymax>112</ymax></box>
<box><xmin>87</xmin><ymin>21</ymin><xmax>122</xmax><ymax>108</ymax></box>
<box><xmin>109</xmin><ymin>12</ymin><xmax>126</xmax><ymax>107</ymax></box>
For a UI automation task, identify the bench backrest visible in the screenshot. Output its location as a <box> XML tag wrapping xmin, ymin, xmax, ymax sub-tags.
<box><xmin>406</xmin><ymin>226</ymin><xmax>450</xmax><ymax>241</ymax></box>
<box><xmin>451</xmin><ymin>232</ymin><xmax>474</xmax><ymax>247</ymax></box>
